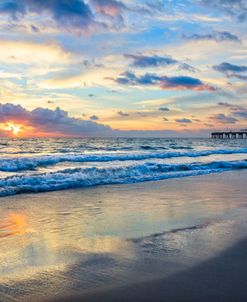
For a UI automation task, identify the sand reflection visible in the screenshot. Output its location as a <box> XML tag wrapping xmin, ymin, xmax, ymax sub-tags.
<box><xmin>0</xmin><ymin>213</ymin><xmax>34</xmax><ymax>238</ymax></box>
<box><xmin>0</xmin><ymin>205</ymin><xmax>133</xmax><ymax>287</ymax></box>
<box><xmin>0</xmin><ymin>172</ymin><xmax>247</xmax><ymax>301</ymax></box>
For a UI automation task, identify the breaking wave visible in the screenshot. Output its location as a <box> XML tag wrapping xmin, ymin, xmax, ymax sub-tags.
<box><xmin>1</xmin><ymin>148</ymin><xmax>247</xmax><ymax>172</ymax></box>
<box><xmin>0</xmin><ymin>159</ymin><xmax>247</xmax><ymax>197</ymax></box>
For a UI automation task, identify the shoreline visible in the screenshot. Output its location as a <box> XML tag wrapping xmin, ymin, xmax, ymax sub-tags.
<box><xmin>0</xmin><ymin>170</ymin><xmax>247</xmax><ymax>302</ymax></box>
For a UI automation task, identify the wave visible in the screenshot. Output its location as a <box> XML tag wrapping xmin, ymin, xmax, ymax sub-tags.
<box><xmin>0</xmin><ymin>159</ymin><xmax>247</xmax><ymax>197</ymax></box>
<box><xmin>1</xmin><ymin>148</ymin><xmax>247</xmax><ymax>172</ymax></box>
<box><xmin>140</xmin><ymin>145</ymin><xmax>168</xmax><ymax>150</ymax></box>
<box><xmin>169</xmin><ymin>146</ymin><xmax>193</xmax><ymax>150</ymax></box>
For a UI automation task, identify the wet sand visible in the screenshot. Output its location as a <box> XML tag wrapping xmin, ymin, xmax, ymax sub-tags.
<box><xmin>0</xmin><ymin>171</ymin><xmax>247</xmax><ymax>301</ymax></box>
<box><xmin>54</xmin><ymin>237</ymin><xmax>247</xmax><ymax>302</ymax></box>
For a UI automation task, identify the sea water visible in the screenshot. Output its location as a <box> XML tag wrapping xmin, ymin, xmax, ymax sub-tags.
<box><xmin>0</xmin><ymin>137</ymin><xmax>247</xmax><ymax>196</ymax></box>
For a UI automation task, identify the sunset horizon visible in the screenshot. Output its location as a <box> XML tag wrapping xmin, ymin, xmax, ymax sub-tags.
<box><xmin>0</xmin><ymin>104</ymin><xmax>245</xmax><ymax>138</ymax></box>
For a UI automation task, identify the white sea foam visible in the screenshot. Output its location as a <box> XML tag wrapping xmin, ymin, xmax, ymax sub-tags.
<box><xmin>0</xmin><ymin>159</ymin><xmax>247</xmax><ymax>196</ymax></box>
<box><xmin>1</xmin><ymin>148</ymin><xmax>247</xmax><ymax>172</ymax></box>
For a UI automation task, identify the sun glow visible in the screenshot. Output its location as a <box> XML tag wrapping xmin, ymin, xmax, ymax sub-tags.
<box><xmin>1</xmin><ymin>122</ymin><xmax>26</xmax><ymax>136</ymax></box>
<box><xmin>6</xmin><ymin>123</ymin><xmax>22</xmax><ymax>135</ymax></box>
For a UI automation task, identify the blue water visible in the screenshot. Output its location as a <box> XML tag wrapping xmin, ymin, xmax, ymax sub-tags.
<box><xmin>0</xmin><ymin>137</ymin><xmax>247</xmax><ymax>196</ymax></box>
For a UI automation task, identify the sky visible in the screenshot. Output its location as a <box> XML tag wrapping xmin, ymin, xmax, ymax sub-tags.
<box><xmin>0</xmin><ymin>0</ymin><xmax>247</xmax><ymax>137</ymax></box>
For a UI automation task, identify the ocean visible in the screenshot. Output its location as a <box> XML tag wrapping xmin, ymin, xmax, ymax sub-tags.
<box><xmin>0</xmin><ymin>137</ymin><xmax>247</xmax><ymax>197</ymax></box>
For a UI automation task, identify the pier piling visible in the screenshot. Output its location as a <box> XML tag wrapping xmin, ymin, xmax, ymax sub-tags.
<box><xmin>211</xmin><ymin>131</ymin><xmax>247</xmax><ymax>139</ymax></box>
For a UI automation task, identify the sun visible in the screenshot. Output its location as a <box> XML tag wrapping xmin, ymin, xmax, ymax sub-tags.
<box><xmin>4</xmin><ymin>122</ymin><xmax>24</xmax><ymax>136</ymax></box>
<box><xmin>7</xmin><ymin>124</ymin><xmax>21</xmax><ymax>135</ymax></box>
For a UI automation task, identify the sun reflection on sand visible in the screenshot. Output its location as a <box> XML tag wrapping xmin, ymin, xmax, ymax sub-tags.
<box><xmin>0</xmin><ymin>213</ymin><xmax>34</xmax><ymax>238</ymax></box>
<box><xmin>0</xmin><ymin>205</ymin><xmax>133</xmax><ymax>286</ymax></box>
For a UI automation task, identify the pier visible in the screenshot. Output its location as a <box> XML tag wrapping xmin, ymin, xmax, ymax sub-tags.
<box><xmin>211</xmin><ymin>131</ymin><xmax>247</xmax><ymax>139</ymax></box>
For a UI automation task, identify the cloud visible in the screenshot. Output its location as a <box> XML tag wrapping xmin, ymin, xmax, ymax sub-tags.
<box><xmin>217</xmin><ymin>102</ymin><xmax>247</xmax><ymax>120</ymax></box>
<box><xmin>0</xmin><ymin>0</ymin><xmax>96</xmax><ymax>34</ymax></box>
<box><xmin>178</xmin><ymin>63</ymin><xmax>197</xmax><ymax>73</ymax></box>
<box><xmin>234</xmin><ymin>110</ymin><xmax>247</xmax><ymax>119</ymax></box>
<box><xmin>90</xmin><ymin>0</ymin><xmax>161</xmax><ymax>21</ymax></box>
<box><xmin>90</xmin><ymin>115</ymin><xmax>99</xmax><ymax>121</ymax></box>
<box><xmin>209</xmin><ymin>113</ymin><xmax>238</xmax><ymax>124</ymax></box>
<box><xmin>143</xmin><ymin>1</ymin><xmax>165</xmax><ymax>11</ymax></box>
<box><xmin>113</xmin><ymin>71</ymin><xmax>216</xmax><ymax>91</ymax></box>
<box><xmin>183</xmin><ymin>31</ymin><xmax>241</xmax><ymax>43</ymax></box>
<box><xmin>118</xmin><ymin>111</ymin><xmax>129</xmax><ymax>117</ymax></box>
<box><xmin>90</xmin><ymin>0</ymin><xmax>126</xmax><ymax>18</ymax></box>
<box><xmin>0</xmin><ymin>103</ymin><xmax>29</xmax><ymax>122</ymax></box>
<box><xmin>213</xmin><ymin>62</ymin><xmax>247</xmax><ymax>81</ymax></box>
<box><xmin>0</xmin><ymin>40</ymin><xmax>70</xmax><ymax>66</ymax></box>
<box><xmin>218</xmin><ymin>102</ymin><xmax>245</xmax><ymax>111</ymax></box>
<box><xmin>125</xmin><ymin>54</ymin><xmax>196</xmax><ymax>72</ymax></box>
<box><xmin>125</xmin><ymin>54</ymin><xmax>178</xmax><ymax>68</ymax></box>
<box><xmin>31</xmin><ymin>24</ymin><xmax>39</xmax><ymax>32</ymax></box>
<box><xmin>199</xmin><ymin>0</ymin><xmax>247</xmax><ymax>22</ymax></box>
<box><xmin>159</xmin><ymin>107</ymin><xmax>169</xmax><ymax>111</ymax></box>
<box><xmin>213</xmin><ymin>62</ymin><xmax>247</xmax><ymax>73</ymax></box>
<box><xmin>0</xmin><ymin>0</ymin><xmax>164</xmax><ymax>34</ymax></box>
<box><xmin>176</xmin><ymin>118</ymin><xmax>192</xmax><ymax>123</ymax></box>
<box><xmin>229</xmin><ymin>74</ymin><xmax>247</xmax><ymax>81</ymax></box>
<box><xmin>0</xmin><ymin>103</ymin><xmax>221</xmax><ymax>138</ymax></box>
<box><xmin>0</xmin><ymin>103</ymin><xmax>111</xmax><ymax>137</ymax></box>
<box><xmin>218</xmin><ymin>102</ymin><xmax>233</xmax><ymax>107</ymax></box>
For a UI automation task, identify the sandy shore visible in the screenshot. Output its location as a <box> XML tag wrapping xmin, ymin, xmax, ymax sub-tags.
<box><xmin>0</xmin><ymin>171</ymin><xmax>247</xmax><ymax>302</ymax></box>
<box><xmin>53</xmin><ymin>237</ymin><xmax>247</xmax><ymax>302</ymax></box>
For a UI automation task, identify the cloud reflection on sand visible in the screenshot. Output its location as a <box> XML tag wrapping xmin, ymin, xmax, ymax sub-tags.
<box><xmin>0</xmin><ymin>207</ymin><xmax>134</xmax><ymax>286</ymax></box>
<box><xmin>0</xmin><ymin>213</ymin><xmax>34</xmax><ymax>238</ymax></box>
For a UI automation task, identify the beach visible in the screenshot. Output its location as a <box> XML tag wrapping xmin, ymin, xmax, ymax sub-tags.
<box><xmin>1</xmin><ymin>0</ymin><xmax>247</xmax><ymax>300</ymax></box>
<box><xmin>0</xmin><ymin>170</ymin><xmax>247</xmax><ymax>301</ymax></box>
